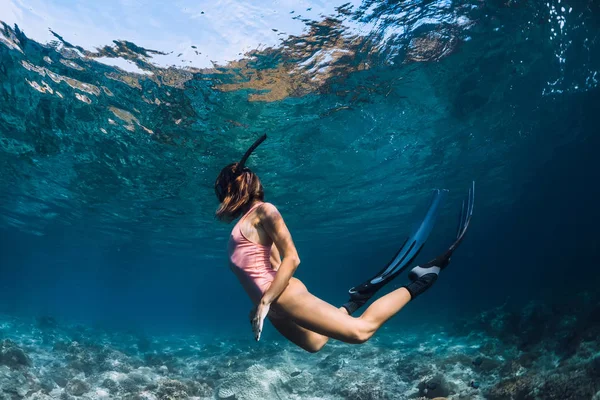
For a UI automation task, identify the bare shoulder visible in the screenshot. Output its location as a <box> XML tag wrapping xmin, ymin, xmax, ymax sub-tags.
<box><xmin>258</xmin><ymin>202</ymin><xmax>293</xmax><ymax>242</ymax></box>
<box><xmin>258</xmin><ymin>202</ymin><xmax>283</xmax><ymax>222</ymax></box>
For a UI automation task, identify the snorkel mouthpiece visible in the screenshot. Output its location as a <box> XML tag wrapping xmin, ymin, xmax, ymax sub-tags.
<box><xmin>238</xmin><ymin>134</ymin><xmax>267</xmax><ymax>170</ymax></box>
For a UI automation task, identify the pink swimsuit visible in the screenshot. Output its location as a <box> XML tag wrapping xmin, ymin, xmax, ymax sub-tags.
<box><xmin>228</xmin><ymin>202</ymin><xmax>276</xmax><ymax>305</ymax></box>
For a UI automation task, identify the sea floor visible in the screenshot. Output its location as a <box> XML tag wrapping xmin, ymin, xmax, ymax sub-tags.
<box><xmin>1</xmin><ymin>295</ymin><xmax>599</xmax><ymax>400</ymax></box>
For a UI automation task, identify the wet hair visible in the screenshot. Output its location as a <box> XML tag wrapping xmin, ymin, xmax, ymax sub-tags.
<box><xmin>215</xmin><ymin>162</ymin><xmax>264</xmax><ymax>222</ymax></box>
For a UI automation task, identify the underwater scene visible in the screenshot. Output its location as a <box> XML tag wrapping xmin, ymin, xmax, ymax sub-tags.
<box><xmin>1</xmin><ymin>0</ymin><xmax>600</xmax><ymax>398</ymax></box>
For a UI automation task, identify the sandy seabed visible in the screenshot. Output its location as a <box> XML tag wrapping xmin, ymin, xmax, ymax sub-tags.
<box><xmin>1</xmin><ymin>295</ymin><xmax>599</xmax><ymax>400</ymax></box>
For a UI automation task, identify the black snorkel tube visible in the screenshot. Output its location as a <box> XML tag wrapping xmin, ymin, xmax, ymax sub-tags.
<box><xmin>216</xmin><ymin>134</ymin><xmax>267</xmax><ymax>201</ymax></box>
<box><xmin>238</xmin><ymin>133</ymin><xmax>267</xmax><ymax>171</ymax></box>
<box><xmin>215</xmin><ymin>133</ymin><xmax>268</xmax><ymax>208</ymax></box>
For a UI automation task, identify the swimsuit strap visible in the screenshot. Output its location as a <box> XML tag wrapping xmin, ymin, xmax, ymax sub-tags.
<box><xmin>236</xmin><ymin>202</ymin><xmax>265</xmax><ymax>243</ymax></box>
<box><xmin>239</xmin><ymin>202</ymin><xmax>264</xmax><ymax>224</ymax></box>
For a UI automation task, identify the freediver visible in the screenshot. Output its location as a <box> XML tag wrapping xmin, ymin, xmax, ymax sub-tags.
<box><xmin>215</xmin><ymin>134</ymin><xmax>474</xmax><ymax>352</ymax></box>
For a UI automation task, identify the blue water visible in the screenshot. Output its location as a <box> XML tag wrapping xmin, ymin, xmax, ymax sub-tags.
<box><xmin>1</xmin><ymin>1</ymin><xmax>600</xmax><ymax>398</ymax></box>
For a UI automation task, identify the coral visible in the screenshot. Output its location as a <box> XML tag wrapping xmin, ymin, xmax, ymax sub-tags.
<box><xmin>98</xmin><ymin>350</ymin><xmax>136</xmax><ymax>373</ymax></box>
<box><xmin>0</xmin><ymin>366</ymin><xmax>41</xmax><ymax>397</ymax></box>
<box><xmin>0</xmin><ymin>339</ymin><xmax>32</xmax><ymax>368</ymax></box>
<box><xmin>120</xmin><ymin>376</ymin><xmax>142</xmax><ymax>393</ymax></box>
<box><xmin>155</xmin><ymin>379</ymin><xmax>188</xmax><ymax>400</ymax></box>
<box><xmin>101</xmin><ymin>377</ymin><xmax>119</xmax><ymax>393</ymax></box>
<box><xmin>47</xmin><ymin>369</ymin><xmax>71</xmax><ymax>388</ymax></box>
<box><xmin>396</xmin><ymin>360</ymin><xmax>432</xmax><ymax>381</ymax></box>
<box><xmin>66</xmin><ymin>378</ymin><xmax>91</xmax><ymax>396</ymax></box>
<box><xmin>485</xmin><ymin>376</ymin><xmax>535</xmax><ymax>400</ymax></box>
<box><xmin>417</xmin><ymin>374</ymin><xmax>457</xmax><ymax>399</ymax></box>
<box><xmin>63</xmin><ymin>342</ymin><xmax>98</xmax><ymax>375</ymax></box>
<box><xmin>185</xmin><ymin>380</ymin><xmax>213</xmax><ymax>397</ymax></box>
<box><xmin>144</xmin><ymin>353</ymin><xmax>179</xmax><ymax>374</ymax></box>
<box><xmin>217</xmin><ymin>387</ymin><xmax>236</xmax><ymax>399</ymax></box>
<box><xmin>123</xmin><ymin>392</ymin><xmax>158</xmax><ymax>400</ymax></box>
<box><xmin>158</xmin><ymin>365</ymin><xmax>169</xmax><ymax>375</ymax></box>
<box><xmin>38</xmin><ymin>376</ymin><xmax>55</xmax><ymax>394</ymax></box>
<box><xmin>24</xmin><ymin>392</ymin><xmax>53</xmax><ymax>400</ymax></box>
<box><xmin>125</xmin><ymin>368</ymin><xmax>155</xmax><ymax>388</ymax></box>
<box><xmin>537</xmin><ymin>370</ymin><xmax>598</xmax><ymax>400</ymax></box>
<box><xmin>471</xmin><ymin>356</ymin><xmax>502</xmax><ymax>372</ymax></box>
<box><xmin>339</xmin><ymin>383</ymin><xmax>390</xmax><ymax>400</ymax></box>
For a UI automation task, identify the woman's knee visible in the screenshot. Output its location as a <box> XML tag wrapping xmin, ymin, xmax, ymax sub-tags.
<box><xmin>303</xmin><ymin>340</ymin><xmax>327</xmax><ymax>353</ymax></box>
<box><xmin>296</xmin><ymin>332</ymin><xmax>329</xmax><ymax>353</ymax></box>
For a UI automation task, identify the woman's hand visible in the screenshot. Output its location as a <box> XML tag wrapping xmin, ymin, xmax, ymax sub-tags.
<box><xmin>251</xmin><ymin>300</ymin><xmax>271</xmax><ymax>341</ymax></box>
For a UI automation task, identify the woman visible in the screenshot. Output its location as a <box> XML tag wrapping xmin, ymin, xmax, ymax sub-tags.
<box><xmin>215</xmin><ymin>135</ymin><xmax>474</xmax><ymax>353</ymax></box>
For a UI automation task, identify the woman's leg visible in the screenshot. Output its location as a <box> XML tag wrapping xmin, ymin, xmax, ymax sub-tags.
<box><xmin>269</xmin><ymin>318</ymin><xmax>329</xmax><ymax>353</ymax></box>
<box><xmin>268</xmin><ymin>279</ymin><xmax>350</xmax><ymax>352</ymax></box>
<box><xmin>274</xmin><ymin>278</ymin><xmax>412</xmax><ymax>345</ymax></box>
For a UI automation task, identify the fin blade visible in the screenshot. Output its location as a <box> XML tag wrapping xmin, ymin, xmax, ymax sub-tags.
<box><xmin>449</xmin><ymin>181</ymin><xmax>475</xmax><ymax>253</ymax></box>
<box><xmin>350</xmin><ymin>189</ymin><xmax>446</xmax><ymax>291</ymax></box>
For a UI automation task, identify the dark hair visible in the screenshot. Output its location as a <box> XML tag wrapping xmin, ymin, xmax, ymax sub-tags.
<box><xmin>215</xmin><ymin>162</ymin><xmax>264</xmax><ymax>222</ymax></box>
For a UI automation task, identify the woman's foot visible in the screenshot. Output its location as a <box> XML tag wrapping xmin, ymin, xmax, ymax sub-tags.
<box><xmin>403</xmin><ymin>253</ymin><xmax>449</xmax><ymax>299</ymax></box>
<box><xmin>407</xmin><ymin>250</ymin><xmax>452</xmax><ymax>281</ymax></box>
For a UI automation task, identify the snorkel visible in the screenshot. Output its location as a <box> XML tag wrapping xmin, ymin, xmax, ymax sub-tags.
<box><xmin>215</xmin><ymin>134</ymin><xmax>267</xmax><ymax>203</ymax></box>
<box><xmin>238</xmin><ymin>134</ymin><xmax>267</xmax><ymax>171</ymax></box>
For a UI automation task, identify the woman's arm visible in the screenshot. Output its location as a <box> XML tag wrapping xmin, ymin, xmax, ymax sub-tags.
<box><xmin>251</xmin><ymin>202</ymin><xmax>300</xmax><ymax>340</ymax></box>
<box><xmin>259</xmin><ymin>203</ymin><xmax>300</xmax><ymax>304</ymax></box>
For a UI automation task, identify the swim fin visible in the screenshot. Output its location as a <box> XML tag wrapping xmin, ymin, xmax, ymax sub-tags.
<box><xmin>342</xmin><ymin>189</ymin><xmax>447</xmax><ymax>315</ymax></box>
<box><xmin>405</xmin><ymin>181</ymin><xmax>475</xmax><ymax>299</ymax></box>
